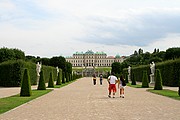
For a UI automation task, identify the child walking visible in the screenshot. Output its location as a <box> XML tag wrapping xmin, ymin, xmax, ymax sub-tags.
<box><xmin>118</xmin><ymin>76</ymin><xmax>126</xmax><ymax>98</ymax></box>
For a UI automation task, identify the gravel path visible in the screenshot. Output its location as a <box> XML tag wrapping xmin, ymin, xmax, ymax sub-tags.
<box><xmin>0</xmin><ymin>77</ymin><xmax>180</xmax><ymax>120</ymax></box>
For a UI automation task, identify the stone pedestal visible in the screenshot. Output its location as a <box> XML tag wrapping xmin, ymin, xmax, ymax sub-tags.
<box><xmin>37</xmin><ymin>76</ymin><xmax>40</xmax><ymax>85</ymax></box>
<box><xmin>150</xmin><ymin>74</ymin><xmax>155</xmax><ymax>84</ymax></box>
<box><xmin>128</xmin><ymin>74</ymin><xmax>131</xmax><ymax>81</ymax></box>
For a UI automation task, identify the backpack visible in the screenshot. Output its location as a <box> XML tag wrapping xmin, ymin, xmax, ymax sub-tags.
<box><xmin>121</xmin><ymin>79</ymin><xmax>126</xmax><ymax>86</ymax></box>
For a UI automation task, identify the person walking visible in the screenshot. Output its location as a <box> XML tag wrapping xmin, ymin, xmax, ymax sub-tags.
<box><xmin>92</xmin><ymin>74</ymin><xmax>96</xmax><ymax>85</ymax></box>
<box><xmin>107</xmin><ymin>72</ymin><xmax>118</xmax><ymax>98</ymax></box>
<box><xmin>118</xmin><ymin>76</ymin><xmax>126</xmax><ymax>98</ymax></box>
<box><xmin>99</xmin><ymin>74</ymin><xmax>103</xmax><ymax>85</ymax></box>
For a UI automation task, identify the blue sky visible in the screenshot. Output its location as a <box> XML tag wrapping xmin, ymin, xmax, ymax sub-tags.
<box><xmin>0</xmin><ymin>0</ymin><xmax>180</xmax><ymax>58</ymax></box>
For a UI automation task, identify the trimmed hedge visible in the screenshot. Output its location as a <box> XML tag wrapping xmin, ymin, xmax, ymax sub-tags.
<box><xmin>0</xmin><ymin>60</ymin><xmax>60</xmax><ymax>87</ymax></box>
<box><xmin>142</xmin><ymin>71</ymin><xmax>149</xmax><ymax>88</ymax></box>
<box><xmin>37</xmin><ymin>70</ymin><xmax>46</xmax><ymax>90</ymax></box>
<box><xmin>20</xmin><ymin>69</ymin><xmax>32</xmax><ymax>96</ymax></box>
<box><xmin>56</xmin><ymin>71</ymin><xmax>62</xmax><ymax>85</ymax></box>
<box><xmin>48</xmin><ymin>72</ymin><xmax>54</xmax><ymax>88</ymax></box>
<box><xmin>123</xmin><ymin>58</ymin><xmax>180</xmax><ymax>87</ymax></box>
<box><xmin>131</xmin><ymin>73</ymin><xmax>136</xmax><ymax>85</ymax></box>
<box><xmin>154</xmin><ymin>69</ymin><xmax>163</xmax><ymax>90</ymax></box>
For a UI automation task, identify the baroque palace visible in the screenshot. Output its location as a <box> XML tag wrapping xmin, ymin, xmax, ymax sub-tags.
<box><xmin>66</xmin><ymin>50</ymin><xmax>126</xmax><ymax>68</ymax></box>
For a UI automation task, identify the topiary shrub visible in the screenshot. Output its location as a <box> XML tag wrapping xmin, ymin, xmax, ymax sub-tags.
<box><xmin>20</xmin><ymin>69</ymin><xmax>32</xmax><ymax>97</ymax></box>
<box><xmin>37</xmin><ymin>70</ymin><xmax>46</xmax><ymax>90</ymax></box>
<box><xmin>154</xmin><ymin>69</ymin><xmax>163</xmax><ymax>90</ymax></box>
<box><xmin>178</xmin><ymin>79</ymin><xmax>180</xmax><ymax>96</ymax></box>
<box><xmin>131</xmin><ymin>73</ymin><xmax>136</xmax><ymax>85</ymax></box>
<box><xmin>66</xmin><ymin>72</ymin><xmax>69</xmax><ymax>82</ymax></box>
<box><xmin>48</xmin><ymin>72</ymin><xmax>54</xmax><ymax>88</ymax></box>
<box><xmin>56</xmin><ymin>72</ymin><xmax>61</xmax><ymax>85</ymax></box>
<box><xmin>125</xmin><ymin>72</ymin><xmax>129</xmax><ymax>83</ymax></box>
<box><xmin>142</xmin><ymin>71</ymin><xmax>149</xmax><ymax>88</ymax></box>
<box><xmin>62</xmin><ymin>72</ymin><xmax>65</xmax><ymax>84</ymax></box>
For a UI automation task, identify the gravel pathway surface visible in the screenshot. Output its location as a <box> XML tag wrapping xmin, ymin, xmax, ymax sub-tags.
<box><xmin>0</xmin><ymin>77</ymin><xmax>180</xmax><ymax>120</ymax></box>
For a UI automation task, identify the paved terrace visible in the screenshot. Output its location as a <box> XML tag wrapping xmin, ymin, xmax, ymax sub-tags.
<box><xmin>0</xmin><ymin>77</ymin><xmax>180</xmax><ymax>120</ymax></box>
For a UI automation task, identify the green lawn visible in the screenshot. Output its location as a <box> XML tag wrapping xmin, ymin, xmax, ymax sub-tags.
<box><xmin>0</xmin><ymin>89</ymin><xmax>52</xmax><ymax>114</ymax></box>
<box><xmin>147</xmin><ymin>89</ymin><xmax>180</xmax><ymax>101</ymax></box>
<box><xmin>127</xmin><ymin>83</ymin><xmax>144</xmax><ymax>88</ymax></box>
<box><xmin>127</xmin><ymin>83</ymin><xmax>153</xmax><ymax>88</ymax></box>
<box><xmin>54</xmin><ymin>80</ymin><xmax>77</xmax><ymax>88</ymax></box>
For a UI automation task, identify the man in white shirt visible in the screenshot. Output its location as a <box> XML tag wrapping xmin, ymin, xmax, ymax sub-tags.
<box><xmin>107</xmin><ymin>72</ymin><xmax>118</xmax><ymax>98</ymax></box>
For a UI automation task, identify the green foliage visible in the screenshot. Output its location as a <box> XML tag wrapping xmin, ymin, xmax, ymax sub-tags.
<box><xmin>178</xmin><ymin>79</ymin><xmax>180</xmax><ymax>96</ymax></box>
<box><xmin>165</xmin><ymin>47</ymin><xmax>180</xmax><ymax>60</ymax></box>
<box><xmin>142</xmin><ymin>71</ymin><xmax>149</xmax><ymax>88</ymax></box>
<box><xmin>154</xmin><ymin>69</ymin><xmax>163</xmax><ymax>90</ymax></box>
<box><xmin>0</xmin><ymin>60</ymin><xmax>59</xmax><ymax>87</ymax></box>
<box><xmin>50</xmin><ymin>56</ymin><xmax>66</xmax><ymax>72</ymax></box>
<box><xmin>66</xmin><ymin>62</ymin><xmax>72</xmax><ymax>74</ymax></box>
<box><xmin>62</xmin><ymin>72</ymin><xmax>65</xmax><ymax>84</ymax></box>
<box><xmin>0</xmin><ymin>47</ymin><xmax>25</xmax><ymax>63</ymax></box>
<box><xmin>65</xmin><ymin>72</ymin><xmax>69</xmax><ymax>82</ymax></box>
<box><xmin>125</xmin><ymin>72</ymin><xmax>128</xmax><ymax>83</ymax></box>
<box><xmin>112</xmin><ymin>62</ymin><xmax>121</xmax><ymax>74</ymax></box>
<box><xmin>131</xmin><ymin>73</ymin><xmax>136</xmax><ymax>85</ymax></box>
<box><xmin>48</xmin><ymin>72</ymin><xmax>54</xmax><ymax>88</ymax></box>
<box><xmin>123</xmin><ymin>58</ymin><xmax>180</xmax><ymax>87</ymax></box>
<box><xmin>20</xmin><ymin>69</ymin><xmax>32</xmax><ymax>97</ymax></box>
<box><xmin>37</xmin><ymin>71</ymin><xmax>46</xmax><ymax>90</ymax></box>
<box><xmin>56</xmin><ymin>71</ymin><xmax>62</xmax><ymax>85</ymax></box>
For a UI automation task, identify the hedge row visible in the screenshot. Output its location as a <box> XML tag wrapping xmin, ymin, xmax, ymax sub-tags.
<box><xmin>0</xmin><ymin>60</ymin><xmax>60</xmax><ymax>87</ymax></box>
<box><xmin>123</xmin><ymin>58</ymin><xmax>180</xmax><ymax>87</ymax></box>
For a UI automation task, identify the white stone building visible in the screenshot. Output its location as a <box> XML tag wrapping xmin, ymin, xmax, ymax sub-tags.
<box><xmin>66</xmin><ymin>50</ymin><xmax>125</xmax><ymax>68</ymax></box>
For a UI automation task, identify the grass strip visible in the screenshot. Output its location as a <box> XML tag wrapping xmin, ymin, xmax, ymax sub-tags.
<box><xmin>54</xmin><ymin>79</ymin><xmax>77</xmax><ymax>88</ymax></box>
<box><xmin>127</xmin><ymin>83</ymin><xmax>143</xmax><ymax>88</ymax></box>
<box><xmin>147</xmin><ymin>89</ymin><xmax>180</xmax><ymax>101</ymax></box>
<box><xmin>127</xmin><ymin>83</ymin><xmax>153</xmax><ymax>88</ymax></box>
<box><xmin>0</xmin><ymin>89</ymin><xmax>52</xmax><ymax>114</ymax></box>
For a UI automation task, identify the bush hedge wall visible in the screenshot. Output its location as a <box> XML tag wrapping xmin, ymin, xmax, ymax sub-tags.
<box><xmin>0</xmin><ymin>60</ymin><xmax>60</xmax><ymax>87</ymax></box>
<box><xmin>123</xmin><ymin>58</ymin><xmax>180</xmax><ymax>87</ymax></box>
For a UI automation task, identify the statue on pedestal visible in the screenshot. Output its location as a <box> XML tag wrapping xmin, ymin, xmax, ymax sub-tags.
<box><xmin>56</xmin><ymin>66</ymin><xmax>59</xmax><ymax>76</ymax></box>
<box><xmin>150</xmin><ymin>61</ymin><xmax>155</xmax><ymax>75</ymax></box>
<box><xmin>128</xmin><ymin>66</ymin><xmax>131</xmax><ymax>81</ymax></box>
<box><xmin>36</xmin><ymin>62</ymin><xmax>42</xmax><ymax>77</ymax></box>
<box><xmin>150</xmin><ymin>61</ymin><xmax>155</xmax><ymax>83</ymax></box>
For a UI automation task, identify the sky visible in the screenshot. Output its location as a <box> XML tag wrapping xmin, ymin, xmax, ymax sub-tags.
<box><xmin>0</xmin><ymin>0</ymin><xmax>180</xmax><ymax>58</ymax></box>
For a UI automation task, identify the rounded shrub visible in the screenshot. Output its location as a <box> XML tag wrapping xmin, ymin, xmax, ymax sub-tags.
<box><xmin>154</xmin><ymin>69</ymin><xmax>163</xmax><ymax>90</ymax></box>
<box><xmin>48</xmin><ymin>72</ymin><xmax>54</xmax><ymax>88</ymax></box>
<box><xmin>56</xmin><ymin>71</ymin><xmax>61</xmax><ymax>85</ymax></box>
<box><xmin>37</xmin><ymin>70</ymin><xmax>46</xmax><ymax>90</ymax></box>
<box><xmin>20</xmin><ymin>69</ymin><xmax>32</xmax><ymax>97</ymax></box>
<box><xmin>142</xmin><ymin>71</ymin><xmax>149</xmax><ymax>88</ymax></box>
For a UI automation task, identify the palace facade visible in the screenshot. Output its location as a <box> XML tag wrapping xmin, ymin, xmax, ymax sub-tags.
<box><xmin>66</xmin><ymin>50</ymin><xmax>126</xmax><ymax>68</ymax></box>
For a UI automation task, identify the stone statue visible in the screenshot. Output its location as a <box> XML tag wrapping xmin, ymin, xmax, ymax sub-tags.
<box><xmin>150</xmin><ymin>61</ymin><xmax>155</xmax><ymax>75</ymax></box>
<box><xmin>150</xmin><ymin>61</ymin><xmax>155</xmax><ymax>83</ymax></box>
<box><xmin>56</xmin><ymin>66</ymin><xmax>59</xmax><ymax>76</ymax></box>
<box><xmin>128</xmin><ymin>66</ymin><xmax>131</xmax><ymax>81</ymax></box>
<box><xmin>128</xmin><ymin>66</ymin><xmax>131</xmax><ymax>75</ymax></box>
<box><xmin>36</xmin><ymin>62</ymin><xmax>41</xmax><ymax>77</ymax></box>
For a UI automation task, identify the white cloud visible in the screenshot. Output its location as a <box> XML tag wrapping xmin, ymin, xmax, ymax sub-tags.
<box><xmin>1</xmin><ymin>0</ymin><xmax>180</xmax><ymax>57</ymax></box>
